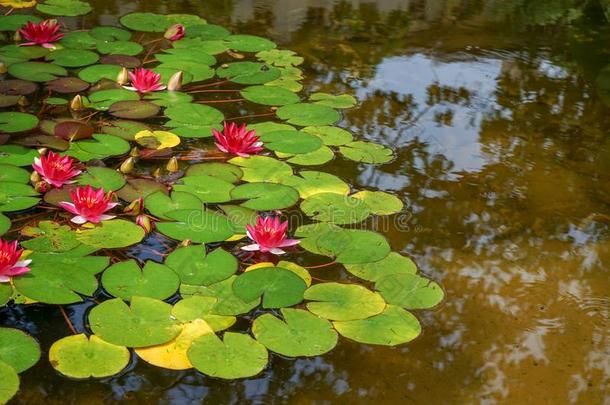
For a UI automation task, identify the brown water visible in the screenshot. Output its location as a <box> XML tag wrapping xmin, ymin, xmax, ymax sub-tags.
<box><xmin>6</xmin><ymin>1</ymin><xmax>610</xmax><ymax>403</ymax></box>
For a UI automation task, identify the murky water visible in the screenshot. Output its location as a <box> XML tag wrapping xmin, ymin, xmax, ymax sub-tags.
<box><xmin>5</xmin><ymin>1</ymin><xmax>610</xmax><ymax>403</ymax></box>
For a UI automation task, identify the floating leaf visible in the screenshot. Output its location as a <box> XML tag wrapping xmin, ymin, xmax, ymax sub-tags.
<box><xmin>119</xmin><ymin>12</ymin><xmax>171</xmax><ymax>32</ymax></box>
<box><xmin>276</xmin><ymin>103</ymin><xmax>340</xmax><ymax>126</ymax></box>
<box><xmin>252</xmin><ymin>309</ymin><xmax>337</xmax><ymax>357</ymax></box>
<box><xmin>89</xmin><ymin>297</ymin><xmax>180</xmax><ymax>348</ymax></box>
<box><xmin>102</xmin><ymin>260</ymin><xmax>180</xmax><ymax>301</ymax></box>
<box><xmin>0</xmin><ymin>328</ymin><xmax>40</xmax><ymax>373</ymax></box>
<box><xmin>135</xmin><ymin>319</ymin><xmax>213</xmax><ymax>370</ymax></box>
<box><xmin>232</xmin><ymin>267</ymin><xmax>307</xmax><ymax>309</ymax></box>
<box><xmin>54</xmin><ymin>121</ymin><xmax>94</xmax><ymax>141</ymax></box>
<box><xmin>339</xmin><ymin>141</ymin><xmax>393</xmax><ymax>164</ymax></box>
<box><xmin>21</xmin><ymin>221</ymin><xmax>85</xmax><ymax>253</ymax></box>
<box><xmin>301</xmin><ymin>192</ymin><xmax>370</xmax><ymax>224</ymax></box>
<box><xmin>0</xmin><ymin>164</ymin><xmax>30</xmax><ymax>184</ymax></box>
<box><xmin>278</xmin><ymin>145</ymin><xmax>335</xmax><ymax>166</ymax></box>
<box><xmin>46</xmin><ymin>77</ymin><xmax>89</xmax><ymax>93</ymax></box>
<box><xmin>76</xmin><ymin>219</ymin><xmax>145</xmax><ymax>249</ymax></box>
<box><xmin>87</xmin><ymin>89</ymin><xmax>139</xmax><ymax>110</ymax></box>
<box><xmin>0</xmin><ymin>15</ymin><xmax>41</xmax><ymax>31</ymax></box>
<box><xmin>108</xmin><ymin>100</ymin><xmax>160</xmax><ymax>120</ymax></box>
<box><xmin>186</xmin><ymin>24</ymin><xmax>230</xmax><ymax>40</ymax></box>
<box><xmin>259</xmin><ymin>130</ymin><xmax>322</xmax><ymax>154</ymax></box>
<box><xmin>225</xmin><ymin>35</ymin><xmax>276</xmax><ymax>52</ymax></box>
<box><xmin>172</xmin><ymin>296</ymin><xmax>236</xmax><ymax>332</ymax></box>
<box><xmin>116</xmin><ymin>178</ymin><xmax>167</xmax><ymax>202</ymax></box>
<box><xmin>0</xmin><ymin>145</ymin><xmax>38</xmax><ymax>166</ymax></box>
<box><xmin>0</xmin><ymin>360</ymin><xmax>18</xmax><ymax>405</ymax></box>
<box><xmin>164</xmin><ymin>103</ymin><xmax>223</xmax><ymax>137</ymax></box>
<box><xmin>165</xmin><ymin>245</ymin><xmax>237</xmax><ymax>286</ymax></box>
<box><xmin>37</xmin><ymin>0</ymin><xmax>92</xmax><ymax>16</ymax></box>
<box><xmin>352</xmin><ymin>190</ymin><xmax>403</xmax><ymax>215</ymax></box>
<box><xmin>8</xmin><ymin>61</ymin><xmax>67</xmax><ymax>82</ymax></box>
<box><xmin>310</xmin><ymin>93</ymin><xmax>357</xmax><ymax>109</ymax></box>
<box><xmin>99</xmin><ymin>54</ymin><xmax>140</xmax><ymax>68</ymax></box>
<box><xmin>89</xmin><ymin>26</ymin><xmax>131</xmax><ymax>42</ymax></box>
<box><xmin>279</xmin><ymin>171</ymin><xmax>349</xmax><ymax>199</ymax></box>
<box><xmin>304</xmin><ymin>282</ymin><xmax>386</xmax><ymax>321</ymax></box>
<box><xmin>0</xmin><ymin>182</ymin><xmax>39</xmax><ymax>212</ymax></box>
<box><xmin>97</xmin><ymin>41</ymin><xmax>143</xmax><ymax>56</ymax></box>
<box><xmin>219</xmin><ymin>204</ymin><xmax>257</xmax><ymax>230</ymax></box>
<box><xmin>375</xmin><ymin>273</ymin><xmax>444</xmax><ymax>309</ymax></box>
<box><xmin>302</xmin><ymin>126</ymin><xmax>353</xmax><ymax>146</ymax></box>
<box><xmin>144</xmin><ymin>191</ymin><xmax>202</xmax><ymax>220</ymax></box>
<box><xmin>344</xmin><ymin>252</ymin><xmax>417</xmax><ymax>282</ymax></box>
<box><xmin>185</xmin><ymin>163</ymin><xmax>242</xmax><ymax>183</ymax></box>
<box><xmin>0</xmin><ymin>94</ymin><xmax>21</xmax><ymax>107</ymax></box>
<box><xmin>180</xmin><ymin>276</ymin><xmax>259</xmax><ymax>316</ymax></box>
<box><xmin>157</xmin><ymin>60</ymin><xmax>213</xmax><ymax>82</ymax></box>
<box><xmin>333</xmin><ymin>306</ymin><xmax>421</xmax><ymax>346</ymax></box>
<box><xmin>217</xmin><ymin>62</ymin><xmax>281</xmax><ymax>85</ymax></box>
<box><xmin>241</xmin><ymin>85</ymin><xmax>299</xmax><ymax>106</ymax></box>
<box><xmin>229</xmin><ymin>155</ymin><xmax>292</xmax><ymax>183</ymax></box>
<box><xmin>59</xmin><ymin>31</ymin><xmax>97</xmax><ymax>50</ymax></box>
<box><xmin>100</xmin><ymin>119</ymin><xmax>150</xmax><ymax>141</ymax></box>
<box><xmin>188</xmin><ymin>332</ymin><xmax>268</xmax><ymax>379</ymax></box>
<box><xmin>0</xmin><ymin>112</ymin><xmax>39</xmax><ymax>133</ymax></box>
<box><xmin>49</xmin><ymin>334</ymin><xmax>130</xmax><ymax>379</ymax></box>
<box><xmin>230</xmin><ymin>182</ymin><xmax>299</xmax><ymax>210</ymax></box>
<box><xmin>156</xmin><ymin>209</ymin><xmax>235</xmax><ymax>244</ymax></box>
<box><xmin>173</xmin><ymin>38</ymin><xmax>228</xmax><ymax>55</ymax></box>
<box><xmin>46</xmin><ymin>49</ymin><xmax>99</xmax><ymax>67</ymax></box>
<box><xmin>78</xmin><ymin>64</ymin><xmax>122</xmax><ymax>83</ymax></box>
<box><xmin>256</xmin><ymin>49</ymin><xmax>303</xmax><ymax>67</ymax></box>
<box><xmin>144</xmin><ymin>91</ymin><xmax>193</xmax><ymax>107</ymax></box>
<box><xmin>0</xmin><ymin>213</ymin><xmax>9</xmax><ymax>236</ymax></box>
<box><xmin>44</xmin><ymin>97</ymin><xmax>68</xmax><ymax>106</ymax></box>
<box><xmin>0</xmin><ymin>80</ymin><xmax>38</xmax><ymax>96</ymax></box>
<box><xmin>64</xmin><ymin>134</ymin><xmax>130</xmax><ymax>161</ymax></box>
<box><xmin>134</xmin><ymin>130</ymin><xmax>180</xmax><ymax>150</ymax></box>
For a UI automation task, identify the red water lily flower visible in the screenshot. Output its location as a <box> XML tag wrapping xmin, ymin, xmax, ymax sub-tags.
<box><xmin>58</xmin><ymin>185</ymin><xmax>118</xmax><ymax>224</ymax></box>
<box><xmin>0</xmin><ymin>240</ymin><xmax>31</xmax><ymax>283</ymax></box>
<box><xmin>32</xmin><ymin>151</ymin><xmax>81</xmax><ymax>188</ymax></box>
<box><xmin>123</xmin><ymin>68</ymin><xmax>166</xmax><ymax>93</ymax></box>
<box><xmin>19</xmin><ymin>19</ymin><xmax>64</xmax><ymax>48</ymax></box>
<box><xmin>213</xmin><ymin>122</ymin><xmax>264</xmax><ymax>157</ymax></box>
<box><xmin>242</xmin><ymin>216</ymin><xmax>300</xmax><ymax>255</ymax></box>
<box><xmin>164</xmin><ymin>24</ymin><xmax>185</xmax><ymax>41</ymax></box>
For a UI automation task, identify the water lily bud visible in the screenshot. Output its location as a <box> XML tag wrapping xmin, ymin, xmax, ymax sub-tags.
<box><xmin>164</xmin><ymin>24</ymin><xmax>185</xmax><ymax>41</ymax></box>
<box><xmin>136</xmin><ymin>215</ymin><xmax>154</xmax><ymax>234</ymax></box>
<box><xmin>30</xmin><ymin>171</ymin><xmax>41</xmax><ymax>184</ymax></box>
<box><xmin>37</xmin><ymin>147</ymin><xmax>48</xmax><ymax>155</ymax></box>
<box><xmin>119</xmin><ymin>157</ymin><xmax>135</xmax><ymax>174</ymax></box>
<box><xmin>116</xmin><ymin>67</ymin><xmax>129</xmax><ymax>85</ymax></box>
<box><xmin>13</xmin><ymin>30</ymin><xmax>21</xmax><ymax>43</ymax></box>
<box><xmin>0</xmin><ymin>63</ymin><xmax>7</xmax><ymax>74</ymax></box>
<box><xmin>166</xmin><ymin>156</ymin><xmax>179</xmax><ymax>173</ymax></box>
<box><xmin>17</xmin><ymin>96</ymin><xmax>28</xmax><ymax>107</ymax></box>
<box><xmin>70</xmin><ymin>95</ymin><xmax>84</xmax><ymax>111</ymax></box>
<box><xmin>129</xmin><ymin>146</ymin><xmax>140</xmax><ymax>157</ymax></box>
<box><xmin>179</xmin><ymin>239</ymin><xmax>191</xmax><ymax>247</ymax></box>
<box><xmin>167</xmin><ymin>71</ymin><xmax>183</xmax><ymax>91</ymax></box>
<box><xmin>152</xmin><ymin>168</ymin><xmax>162</xmax><ymax>178</ymax></box>
<box><xmin>34</xmin><ymin>181</ymin><xmax>49</xmax><ymax>193</ymax></box>
<box><xmin>124</xmin><ymin>198</ymin><xmax>143</xmax><ymax>216</ymax></box>
<box><xmin>227</xmin><ymin>50</ymin><xmax>244</xmax><ymax>59</ymax></box>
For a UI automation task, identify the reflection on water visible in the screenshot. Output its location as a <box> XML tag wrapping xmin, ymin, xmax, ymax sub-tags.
<box><xmin>8</xmin><ymin>0</ymin><xmax>610</xmax><ymax>403</ymax></box>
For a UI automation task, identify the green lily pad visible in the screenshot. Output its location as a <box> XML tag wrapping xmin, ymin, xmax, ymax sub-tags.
<box><xmin>259</xmin><ymin>130</ymin><xmax>322</xmax><ymax>154</ymax></box>
<box><xmin>165</xmin><ymin>103</ymin><xmax>224</xmax><ymax>134</ymax></box>
<box><xmin>225</xmin><ymin>35</ymin><xmax>276</xmax><ymax>52</ymax></box>
<box><xmin>144</xmin><ymin>91</ymin><xmax>193</xmax><ymax>108</ymax></box>
<box><xmin>339</xmin><ymin>141</ymin><xmax>393</xmax><ymax>164</ymax></box>
<box><xmin>49</xmin><ymin>334</ymin><xmax>130</xmax><ymax>379</ymax></box>
<box><xmin>46</xmin><ymin>49</ymin><xmax>99</xmax><ymax>67</ymax></box>
<box><xmin>8</xmin><ymin>62</ymin><xmax>67</xmax><ymax>82</ymax></box>
<box><xmin>219</xmin><ymin>204</ymin><xmax>258</xmax><ymax>229</ymax></box>
<box><xmin>232</xmin><ymin>267</ymin><xmax>307</xmax><ymax>309</ymax></box>
<box><xmin>248</xmin><ymin>122</ymin><xmax>295</xmax><ymax>135</ymax></box>
<box><xmin>344</xmin><ymin>252</ymin><xmax>417</xmax><ymax>282</ymax></box>
<box><xmin>64</xmin><ymin>134</ymin><xmax>130</xmax><ymax>161</ymax></box>
<box><xmin>252</xmin><ymin>308</ymin><xmax>337</xmax><ymax>357</ymax></box>
<box><xmin>165</xmin><ymin>14</ymin><xmax>206</xmax><ymax>27</ymax></box>
<box><xmin>256</xmin><ymin>49</ymin><xmax>303</xmax><ymax>67</ymax></box>
<box><xmin>44</xmin><ymin>97</ymin><xmax>68</xmax><ymax>105</ymax></box>
<box><xmin>90</xmin><ymin>26</ymin><xmax>131</xmax><ymax>42</ymax></box>
<box><xmin>172</xmin><ymin>296</ymin><xmax>236</xmax><ymax>332</ymax></box>
<box><xmin>13</xmin><ymin>251</ymin><xmax>109</xmax><ymax>304</ymax></box>
<box><xmin>59</xmin><ymin>31</ymin><xmax>97</xmax><ymax>50</ymax></box>
<box><xmin>89</xmin><ymin>296</ymin><xmax>180</xmax><ymax>347</ymax></box>
<box><xmin>97</xmin><ymin>40</ymin><xmax>143</xmax><ymax>56</ymax></box>
<box><xmin>0</xmin><ymin>164</ymin><xmax>30</xmax><ymax>184</ymax></box>
<box><xmin>102</xmin><ymin>260</ymin><xmax>180</xmax><ymax>301</ymax></box>
<box><xmin>302</xmin><ymin>126</ymin><xmax>353</xmax><ymax>146</ymax></box>
<box><xmin>156</xmin><ymin>209</ymin><xmax>235</xmax><ymax>244</ymax></box>
<box><xmin>173</xmin><ymin>38</ymin><xmax>228</xmax><ymax>55</ymax></box>
<box><xmin>0</xmin><ymin>214</ymin><xmax>9</xmax><ymax>236</ymax></box>
<box><xmin>241</xmin><ymin>85</ymin><xmax>299</xmax><ymax>106</ymax></box>
<box><xmin>21</xmin><ymin>221</ymin><xmax>84</xmax><ymax>253</ymax></box>
<box><xmin>230</xmin><ymin>182</ymin><xmax>299</xmax><ymax>210</ymax></box>
<box><xmin>46</xmin><ymin>77</ymin><xmax>89</xmax><ymax>93</ymax></box>
<box><xmin>78</xmin><ymin>64</ymin><xmax>122</xmax><ymax>83</ymax></box>
<box><xmin>37</xmin><ymin>0</ymin><xmax>92</xmax><ymax>16</ymax></box>
<box><xmin>188</xmin><ymin>332</ymin><xmax>268</xmax><ymax>379</ymax></box>
<box><xmin>180</xmin><ymin>276</ymin><xmax>260</xmax><ymax>316</ymax></box>
<box><xmin>76</xmin><ymin>219</ymin><xmax>145</xmax><ymax>249</ymax></box>
<box><xmin>76</xmin><ymin>167</ymin><xmax>126</xmax><ymax>191</ymax></box>
<box><xmin>0</xmin><ymin>328</ymin><xmax>40</xmax><ymax>373</ymax></box>
<box><xmin>229</xmin><ymin>156</ymin><xmax>292</xmax><ymax>183</ymax></box>
<box><xmin>216</xmin><ymin>62</ymin><xmax>281</xmax><ymax>85</ymax></box>
<box><xmin>0</xmin><ymin>112</ymin><xmax>39</xmax><ymax>133</ymax></box>
<box><xmin>279</xmin><ymin>171</ymin><xmax>349</xmax><ymax>199</ymax></box>
<box><xmin>0</xmin><ymin>182</ymin><xmax>39</xmax><ymax>212</ymax></box>
<box><xmin>301</xmin><ymin>192</ymin><xmax>370</xmax><ymax>224</ymax></box>
<box><xmin>87</xmin><ymin>89</ymin><xmax>139</xmax><ymax>111</ymax></box>
<box><xmin>116</xmin><ymin>179</ymin><xmax>168</xmax><ymax>202</ymax></box>
<box><xmin>375</xmin><ymin>273</ymin><xmax>444</xmax><ymax>309</ymax></box>
<box><xmin>144</xmin><ymin>191</ymin><xmax>202</xmax><ymax>220</ymax></box>
<box><xmin>100</xmin><ymin>119</ymin><xmax>150</xmax><ymax>141</ymax></box>
<box><xmin>310</xmin><ymin>93</ymin><xmax>357</xmax><ymax>109</ymax></box>
<box><xmin>172</xmin><ymin>175</ymin><xmax>235</xmax><ymax>203</ymax></box>
<box><xmin>278</xmin><ymin>145</ymin><xmax>335</xmax><ymax>166</ymax></box>
<box><xmin>157</xmin><ymin>60</ymin><xmax>214</xmax><ymax>82</ymax></box>
<box><xmin>108</xmin><ymin>100</ymin><xmax>160</xmax><ymax>120</ymax></box>
<box><xmin>304</xmin><ymin>282</ymin><xmax>386</xmax><ymax>321</ymax></box>
<box><xmin>333</xmin><ymin>305</ymin><xmax>421</xmax><ymax>346</ymax></box>
<box><xmin>276</xmin><ymin>103</ymin><xmax>341</xmax><ymax>126</ymax></box>
<box><xmin>0</xmin><ymin>361</ymin><xmax>18</xmax><ymax>405</ymax></box>
<box><xmin>165</xmin><ymin>245</ymin><xmax>237</xmax><ymax>286</ymax></box>
<box><xmin>119</xmin><ymin>12</ymin><xmax>171</xmax><ymax>32</ymax></box>
<box><xmin>0</xmin><ymin>45</ymin><xmax>49</xmax><ymax>61</ymax></box>
<box><xmin>0</xmin><ymin>15</ymin><xmax>41</xmax><ymax>31</ymax></box>
<box><xmin>0</xmin><ymin>283</ymin><xmax>11</xmax><ymax>306</ymax></box>
<box><xmin>185</xmin><ymin>163</ymin><xmax>243</xmax><ymax>183</ymax></box>
<box><xmin>186</xmin><ymin>24</ymin><xmax>230</xmax><ymax>40</ymax></box>
<box><xmin>352</xmin><ymin>190</ymin><xmax>403</xmax><ymax>215</ymax></box>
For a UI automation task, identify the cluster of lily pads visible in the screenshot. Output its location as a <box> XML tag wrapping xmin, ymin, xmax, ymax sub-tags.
<box><xmin>0</xmin><ymin>2</ymin><xmax>443</xmax><ymax>402</ymax></box>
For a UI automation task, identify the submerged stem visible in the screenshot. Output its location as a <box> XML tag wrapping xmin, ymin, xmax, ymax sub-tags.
<box><xmin>59</xmin><ymin>306</ymin><xmax>77</xmax><ymax>335</ymax></box>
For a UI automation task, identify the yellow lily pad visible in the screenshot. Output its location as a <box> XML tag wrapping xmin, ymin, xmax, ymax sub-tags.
<box><xmin>134</xmin><ymin>130</ymin><xmax>180</xmax><ymax>150</ymax></box>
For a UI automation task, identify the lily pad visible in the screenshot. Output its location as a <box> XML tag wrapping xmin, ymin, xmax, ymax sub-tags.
<box><xmin>344</xmin><ymin>252</ymin><xmax>417</xmax><ymax>282</ymax></box>
<box><xmin>339</xmin><ymin>141</ymin><xmax>393</xmax><ymax>164</ymax></box>
<box><xmin>46</xmin><ymin>77</ymin><xmax>89</xmax><ymax>93</ymax></box>
<box><xmin>188</xmin><ymin>332</ymin><xmax>268</xmax><ymax>379</ymax></box>
<box><xmin>100</xmin><ymin>119</ymin><xmax>150</xmax><ymax>141</ymax></box>
<box><xmin>0</xmin><ymin>80</ymin><xmax>38</xmax><ymax>96</ymax></box>
<box><xmin>59</xmin><ymin>31</ymin><xmax>97</xmax><ymax>50</ymax></box>
<box><xmin>76</xmin><ymin>219</ymin><xmax>145</xmax><ymax>249</ymax></box>
<box><xmin>172</xmin><ymin>175</ymin><xmax>234</xmax><ymax>203</ymax></box>
<box><xmin>144</xmin><ymin>191</ymin><xmax>202</xmax><ymax>220</ymax></box>
<box><xmin>87</xmin><ymin>89</ymin><xmax>139</xmax><ymax>110</ymax></box>
<box><xmin>180</xmin><ymin>276</ymin><xmax>259</xmax><ymax>316</ymax></box>
<box><xmin>301</xmin><ymin>192</ymin><xmax>370</xmax><ymax>224</ymax></box>
<box><xmin>256</xmin><ymin>49</ymin><xmax>303</xmax><ymax>67</ymax></box>
<box><xmin>310</xmin><ymin>93</ymin><xmax>357</xmax><ymax>109</ymax></box>
<box><xmin>0</xmin><ymin>112</ymin><xmax>39</xmax><ymax>133</ymax></box>
<box><xmin>225</xmin><ymin>35</ymin><xmax>276</xmax><ymax>52</ymax></box>
<box><xmin>49</xmin><ymin>334</ymin><xmax>130</xmax><ymax>379</ymax></box>
<box><xmin>0</xmin><ymin>361</ymin><xmax>18</xmax><ymax>405</ymax></box>
<box><xmin>90</xmin><ymin>26</ymin><xmax>131</xmax><ymax>42</ymax></box>
<box><xmin>230</xmin><ymin>182</ymin><xmax>299</xmax><ymax>211</ymax></box>
<box><xmin>46</xmin><ymin>49</ymin><xmax>99</xmax><ymax>67</ymax></box>
<box><xmin>276</xmin><ymin>103</ymin><xmax>341</xmax><ymax>126</ymax></box>
<box><xmin>259</xmin><ymin>130</ymin><xmax>322</xmax><ymax>154</ymax></box>
<box><xmin>352</xmin><ymin>190</ymin><xmax>403</xmax><ymax>215</ymax></box>
<box><xmin>89</xmin><ymin>296</ymin><xmax>180</xmax><ymax>347</ymax></box>
<box><xmin>304</xmin><ymin>282</ymin><xmax>386</xmax><ymax>321</ymax></box>
<box><xmin>156</xmin><ymin>209</ymin><xmax>235</xmax><ymax>244</ymax></box>
<box><xmin>302</xmin><ymin>126</ymin><xmax>353</xmax><ymax>146</ymax></box>
<box><xmin>8</xmin><ymin>61</ymin><xmax>67</xmax><ymax>82</ymax></box>
<box><xmin>252</xmin><ymin>309</ymin><xmax>337</xmax><ymax>357</ymax></box>
<box><xmin>21</xmin><ymin>221</ymin><xmax>84</xmax><ymax>253</ymax></box>
<box><xmin>185</xmin><ymin>163</ymin><xmax>243</xmax><ymax>183</ymax></box>
<box><xmin>78</xmin><ymin>64</ymin><xmax>122</xmax><ymax>83</ymax></box>
<box><xmin>134</xmin><ymin>130</ymin><xmax>180</xmax><ymax>150</ymax></box>
<box><xmin>0</xmin><ymin>164</ymin><xmax>30</xmax><ymax>184</ymax></box>
<box><xmin>216</xmin><ymin>62</ymin><xmax>281</xmax><ymax>85</ymax></box>
<box><xmin>119</xmin><ymin>12</ymin><xmax>171</xmax><ymax>32</ymax></box>
<box><xmin>102</xmin><ymin>260</ymin><xmax>180</xmax><ymax>301</ymax></box>
<box><xmin>0</xmin><ymin>328</ymin><xmax>40</xmax><ymax>373</ymax></box>
<box><xmin>108</xmin><ymin>100</ymin><xmax>160</xmax><ymax>119</ymax></box>
<box><xmin>172</xmin><ymin>296</ymin><xmax>236</xmax><ymax>332</ymax></box>
<box><xmin>97</xmin><ymin>41</ymin><xmax>143</xmax><ymax>56</ymax></box>
<box><xmin>279</xmin><ymin>171</ymin><xmax>349</xmax><ymax>199</ymax></box>
<box><xmin>229</xmin><ymin>156</ymin><xmax>292</xmax><ymax>183</ymax></box>
<box><xmin>116</xmin><ymin>179</ymin><xmax>168</xmax><ymax>202</ymax></box>
<box><xmin>0</xmin><ymin>182</ymin><xmax>39</xmax><ymax>212</ymax></box>
<box><xmin>166</xmin><ymin>246</ymin><xmax>237</xmax><ymax>286</ymax></box>
<box><xmin>0</xmin><ymin>214</ymin><xmax>9</xmax><ymax>236</ymax></box>
<box><xmin>0</xmin><ymin>15</ymin><xmax>41</xmax><ymax>31</ymax></box>
<box><xmin>375</xmin><ymin>273</ymin><xmax>444</xmax><ymax>309</ymax></box>
<box><xmin>77</xmin><ymin>166</ymin><xmax>126</xmax><ymax>191</ymax></box>
<box><xmin>232</xmin><ymin>267</ymin><xmax>307</xmax><ymax>309</ymax></box>
<box><xmin>37</xmin><ymin>0</ymin><xmax>92</xmax><ymax>16</ymax></box>
<box><xmin>186</xmin><ymin>24</ymin><xmax>230</xmax><ymax>40</ymax></box>
<box><xmin>64</xmin><ymin>134</ymin><xmax>130</xmax><ymax>161</ymax></box>
<box><xmin>333</xmin><ymin>305</ymin><xmax>421</xmax><ymax>346</ymax></box>
<box><xmin>278</xmin><ymin>145</ymin><xmax>335</xmax><ymax>166</ymax></box>
<box><xmin>241</xmin><ymin>85</ymin><xmax>299</xmax><ymax>106</ymax></box>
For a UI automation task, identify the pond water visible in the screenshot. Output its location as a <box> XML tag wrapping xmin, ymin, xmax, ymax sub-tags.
<box><xmin>5</xmin><ymin>0</ymin><xmax>610</xmax><ymax>403</ymax></box>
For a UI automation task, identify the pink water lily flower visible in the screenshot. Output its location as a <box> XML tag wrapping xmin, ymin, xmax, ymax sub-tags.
<box><xmin>213</xmin><ymin>122</ymin><xmax>264</xmax><ymax>157</ymax></box>
<box><xmin>242</xmin><ymin>216</ymin><xmax>300</xmax><ymax>255</ymax></box>
<box><xmin>164</xmin><ymin>24</ymin><xmax>185</xmax><ymax>41</ymax></box>
<box><xmin>32</xmin><ymin>151</ymin><xmax>81</xmax><ymax>188</ymax></box>
<box><xmin>58</xmin><ymin>185</ymin><xmax>118</xmax><ymax>224</ymax></box>
<box><xmin>123</xmin><ymin>68</ymin><xmax>166</xmax><ymax>93</ymax></box>
<box><xmin>19</xmin><ymin>20</ymin><xmax>64</xmax><ymax>48</ymax></box>
<box><xmin>0</xmin><ymin>240</ymin><xmax>31</xmax><ymax>283</ymax></box>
